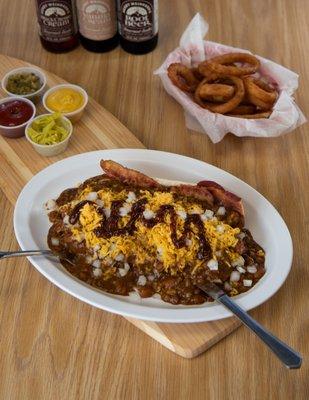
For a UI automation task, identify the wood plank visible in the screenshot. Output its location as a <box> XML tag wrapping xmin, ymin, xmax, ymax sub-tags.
<box><xmin>127</xmin><ymin>317</ymin><xmax>240</xmax><ymax>358</ymax></box>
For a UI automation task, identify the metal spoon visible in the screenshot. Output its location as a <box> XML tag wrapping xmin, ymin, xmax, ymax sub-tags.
<box><xmin>0</xmin><ymin>250</ymin><xmax>53</xmax><ymax>259</ymax></box>
<box><xmin>0</xmin><ymin>250</ymin><xmax>74</xmax><ymax>265</ymax></box>
<box><xmin>197</xmin><ymin>282</ymin><xmax>302</xmax><ymax>369</ymax></box>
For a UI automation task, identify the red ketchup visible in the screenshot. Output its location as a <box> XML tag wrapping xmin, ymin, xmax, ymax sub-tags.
<box><xmin>0</xmin><ymin>100</ymin><xmax>33</xmax><ymax>127</ymax></box>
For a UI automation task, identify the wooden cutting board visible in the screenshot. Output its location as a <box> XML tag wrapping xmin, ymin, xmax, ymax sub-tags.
<box><xmin>0</xmin><ymin>54</ymin><xmax>240</xmax><ymax>358</ymax></box>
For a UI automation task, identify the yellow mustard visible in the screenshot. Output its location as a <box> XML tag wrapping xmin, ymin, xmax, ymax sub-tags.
<box><xmin>46</xmin><ymin>88</ymin><xmax>84</xmax><ymax>113</ymax></box>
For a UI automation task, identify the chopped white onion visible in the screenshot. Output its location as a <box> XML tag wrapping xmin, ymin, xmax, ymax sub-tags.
<box><xmin>118</xmin><ymin>268</ymin><xmax>128</xmax><ymax>277</ymax></box>
<box><xmin>63</xmin><ymin>215</ymin><xmax>70</xmax><ymax>225</ymax></box>
<box><xmin>148</xmin><ymin>274</ymin><xmax>155</xmax><ymax>282</ymax></box>
<box><xmin>119</xmin><ymin>208</ymin><xmax>129</xmax><ymax>217</ymax></box>
<box><xmin>95</xmin><ymin>199</ymin><xmax>104</xmax><ymax>207</ymax></box>
<box><xmin>85</xmin><ymin>255</ymin><xmax>93</xmax><ymax>264</ymax></box>
<box><xmin>127</xmin><ymin>192</ymin><xmax>136</xmax><ymax>203</ymax></box>
<box><xmin>45</xmin><ymin>199</ymin><xmax>57</xmax><ymax>212</ymax></box>
<box><xmin>216</xmin><ymin>206</ymin><xmax>226</xmax><ymax>216</ymax></box>
<box><xmin>224</xmin><ymin>282</ymin><xmax>232</xmax><ymax>291</ymax></box>
<box><xmin>93</xmin><ymin>244</ymin><xmax>100</xmax><ymax>252</ymax></box>
<box><xmin>86</xmin><ymin>192</ymin><xmax>98</xmax><ymax>201</ymax></box>
<box><xmin>185</xmin><ymin>238</ymin><xmax>192</xmax><ymax>247</ymax></box>
<box><xmin>238</xmin><ymin>232</ymin><xmax>246</xmax><ymax>240</ymax></box>
<box><xmin>176</xmin><ymin>210</ymin><xmax>187</xmax><ymax>220</ymax></box>
<box><xmin>93</xmin><ymin>268</ymin><xmax>102</xmax><ymax>277</ymax></box>
<box><xmin>230</xmin><ymin>271</ymin><xmax>240</xmax><ymax>282</ymax></box>
<box><xmin>115</xmin><ymin>253</ymin><xmax>124</xmax><ymax>262</ymax></box>
<box><xmin>124</xmin><ymin>262</ymin><xmax>130</xmax><ymax>271</ymax></box>
<box><xmin>216</xmin><ymin>225</ymin><xmax>225</xmax><ymax>233</ymax></box>
<box><xmin>207</xmin><ymin>259</ymin><xmax>218</xmax><ymax>271</ymax></box>
<box><xmin>104</xmin><ymin>208</ymin><xmax>111</xmax><ymax>218</ymax></box>
<box><xmin>137</xmin><ymin>275</ymin><xmax>147</xmax><ymax>286</ymax></box>
<box><xmin>143</xmin><ymin>209</ymin><xmax>155</xmax><ymax>220</ymax></box>
<box><xmin>243</xmin><ymin>279</ymin><xmax>252</xmax><ymax>287</ymax></box>
<box><xmin>51</xmin><ymin>237</ymin><xmax>59</xmax><ymax>246</ymax></box>
<box><xmin>236</xmin><ymin>266</ymin><xmax>246</xmax><ymax>274</ymax></box>
<box><xmin>119</xmin><ymin>204</ymin><xmax>132</xmax><ymax>217</ymax></box>
<box><xmin>201</xmin><ymin>209</ymin><xmax>214</xmax><ymax>221</ymax></box>
<box><xmin>92</xmin><ymin>259</ymin><xmax>101</xmax><ymax>269</ymax></box>
<box><xmin>247</xmin><ymin>265</ymin><xmax>257</xmax><ymax>274</ymax></box>
<box><xmin>205</xmin><ymin>209</ymin><xmax>214</xmax><ymax>218</ymax></box>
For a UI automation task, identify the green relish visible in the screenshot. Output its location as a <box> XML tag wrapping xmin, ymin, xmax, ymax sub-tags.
<box><xmin>27</xmin><ymin>113</ymin><xmax>69</xmax><ymax>145</ymax></box>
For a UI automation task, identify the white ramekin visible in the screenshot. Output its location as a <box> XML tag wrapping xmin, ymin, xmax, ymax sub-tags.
<box><xmin>25</xmin><ymin>113</ymin><xmax>73</xmax><ymax>157</ymax></box>
<box><xmin>1</xmin><ymin>66</ymin><xmax>47</xmax><ymax>103</ymax></box>
<box><xmin>43</xmin><ymin>84</ymin><xmax>88</xmax><ymax>123</ymax></box>
<box><xmin>0</xmin><ymin>97</ymin><xmax>36</xmax><ymax>138</ymax></box>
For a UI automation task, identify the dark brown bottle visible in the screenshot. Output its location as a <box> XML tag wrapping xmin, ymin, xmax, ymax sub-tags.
<box><xmin>35</xmin><ymin>0</ymin><xmax>79</xmax><ymax>52</ymax></box>
<box><xmin>116</xmin><ymin>0</ymin><xmax>158</xmax><ymax>55</ymax></box>
<box><xmin>76</xmin><ymin>0</ymin><xmax>119</xmax><ymax>52</ymax></box>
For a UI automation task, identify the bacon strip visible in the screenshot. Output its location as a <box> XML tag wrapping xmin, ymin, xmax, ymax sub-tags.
<box><xmin>197</xmin><ymin>180</ymin><xmax>244</xmax><ymax>217</ymax></box>
<box><xmin>171</xmin><ymin>184</ymin><xmax>214</xmax><ymax>206</ymax></box>
<box><xmin>100</xmin><ymin>160</ymin><xmax>160</xmax><ymax>188</ymax></box>
<box><xmin>100</xmin><ymin>161</ymin><xmax>243</xmax><ymax>215</ymax></box>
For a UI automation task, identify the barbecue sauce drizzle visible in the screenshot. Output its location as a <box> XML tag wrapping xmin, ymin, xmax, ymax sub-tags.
<box><xmin>69</xmin><ymin>200</ymin><xmax>96</xmax><ymax>224</ymax></box>
<box><xmin>69</xmin><ymin>198</ymin><xmax>212</xmax><ymax>259</ymax></box>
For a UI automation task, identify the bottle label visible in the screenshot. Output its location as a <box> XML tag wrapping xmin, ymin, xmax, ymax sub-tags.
<box><xmin>37</xmin><ymin>1</ymin><xmax>78</xmax><ymax>43</ymax></box>
<box><xmin>77</xmin><ymin>0</ymin><xmax>117</xmax><ymax>41</ymax></box>
<box><xmin>117</xmin><ymin>0</ymin><xmax>158</xmax><ymax>42</ymax></box>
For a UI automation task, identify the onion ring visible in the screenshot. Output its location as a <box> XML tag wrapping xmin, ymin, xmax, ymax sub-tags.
<box><xmin>191</xmin><ymin>67</ymin><xmax>204</xmax><ymax>81</ymax></box>
<box><xmin>194</xmin><ymin>76</ymin><xmax>245</xmax><ymax>114</ymax></box>
<box><xmin>199</xmin><ymin>83</ymin><xmax>235</xmax><ymax>103</ymax></box>
<box><xmin>243</xmin><ymin>77</ymin><xmax>278</xmax><ymax>110</ymax></box>
<box><xmin>227</xmin><ymin>111</ymin><xmax>272</xmax><ymax>119</ymax></box>
<box><xmin>198</xmin><ymin>53</ymin><xmax>260</xmax><ymax>77</ymax></box>
<box><xmin>167</xmin><ymin>63</ymin><xmax>200</xmax><ymax>92</ymax></box>
<box><xmin>228</xmin><ymin>104</ymin><xmax>256</xmax><ymax>115</ymax></box>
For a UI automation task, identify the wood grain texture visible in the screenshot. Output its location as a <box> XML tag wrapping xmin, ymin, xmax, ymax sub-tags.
<box><xmin>0</xmin><ymin>0</ymin><xmax>308</xmax><ymax>399</ymax></box>
<box><xmin>0</xmin><ymin>53</ymin><xmax>241</xmax><ymax>360</ymax></box>
<box><xmin>126</xmin><ymin>317</ymin><xmax>240</xmax><ymax>358</ymax></box>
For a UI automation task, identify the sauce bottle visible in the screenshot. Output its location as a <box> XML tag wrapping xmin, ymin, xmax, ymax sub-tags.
<box><xmin>116</xmin><ymin>0</ymin><xmax>158</xmax><ymax>54</ymax></box>
<box><xmin>76</xmin><ymin>0</ymin><xmax>118</xmax><ymax>52</ymax></box>
<box><xmin>35</xmin><ymin>0</ymin><xmax>79</xmax><ymax>52</ymax></box>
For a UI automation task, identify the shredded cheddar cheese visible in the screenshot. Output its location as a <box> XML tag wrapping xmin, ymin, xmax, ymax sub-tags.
<box><xmin>141</xmin><ymin>190</ymin><xmax>174</xmax><ymax>210</ymax></box>
<box><xmin>79</xmin><ymin>203</ymin><xmax>102</xmax><ymax>232</ymax></box>
<box><xmin>67</xmin><ymin>186</ymin><xmax>240</xmax><ymax>274</ymax></box>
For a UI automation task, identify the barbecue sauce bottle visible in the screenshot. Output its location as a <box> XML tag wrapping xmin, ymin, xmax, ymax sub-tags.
<box><xmin>76</xmin><ymin>0</ymin><xmax>118</xmax><ymax>52</ymax></box>
<box><xmin>35</xmin><ymin>0</ymin><xmax>79</xmax><ymax>52</ymax></box>
<box><xmin>116</xmin><ymin>0</ymin><xmax>158</xmax><ymax>54</ymax></box>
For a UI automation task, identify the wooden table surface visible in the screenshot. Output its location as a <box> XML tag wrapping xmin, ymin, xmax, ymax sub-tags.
<box><xmin>0</xmin><ymin>1</ymin><xmax>308</xmax><ymax>399</ymax></box>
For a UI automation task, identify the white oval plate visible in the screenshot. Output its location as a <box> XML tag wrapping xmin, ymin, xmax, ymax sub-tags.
<box><xmin>14</xmin><ymin>149</ymin><xmax>293</xmax><ymax>323</ymax></box>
